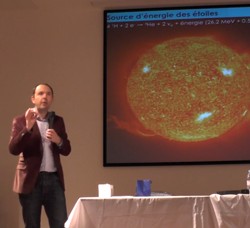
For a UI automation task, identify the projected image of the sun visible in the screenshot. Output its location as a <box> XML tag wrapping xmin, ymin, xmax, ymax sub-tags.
<box><xmin>127</xmin><ymin>37</ymin><xmax>250</xmax><ymax>142</ymax></box>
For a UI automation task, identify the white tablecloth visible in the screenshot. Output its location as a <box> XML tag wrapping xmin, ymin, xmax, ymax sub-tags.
<box><xmin>65</xmin><ymin>194</ymin><xmax>250</xmax><ymax>228</ymax></box>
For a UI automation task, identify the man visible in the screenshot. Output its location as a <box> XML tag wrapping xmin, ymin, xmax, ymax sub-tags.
<box><xmin>9</xmin><ymin>83</ymin><xmax>71</xmax><ymax>228</ymax></box>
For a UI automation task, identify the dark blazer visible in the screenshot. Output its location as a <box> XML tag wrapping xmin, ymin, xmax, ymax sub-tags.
<box><xmin>9</xmin><ymin>113</ymin><xmax>71</xmax><ymax>194</ymax></box>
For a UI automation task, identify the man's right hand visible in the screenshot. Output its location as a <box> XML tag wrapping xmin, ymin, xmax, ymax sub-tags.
<box><xmin>25</xmin><ymin>108</ymin><xmax>38</xmax><ymax>131</ymax></box>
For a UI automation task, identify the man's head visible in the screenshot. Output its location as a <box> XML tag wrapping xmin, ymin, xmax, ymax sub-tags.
<box><xmin>32</xmin><ymin>83</ymin><xmax>54</xmax><ymax>96</ymax></box>
<box><xmin>31</xmin><ymin>83</ymin><xmax>54</xmax><ymax>113</ymax></box>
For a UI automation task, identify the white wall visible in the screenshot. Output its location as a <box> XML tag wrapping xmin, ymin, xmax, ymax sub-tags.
<box><xmin>0</xmin><ymin>1</ymin><xmax>249</xmax><ymax>227</ymax></box>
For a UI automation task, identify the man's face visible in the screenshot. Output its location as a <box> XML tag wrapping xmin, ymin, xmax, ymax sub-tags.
<box><xmin>31</xmin><ymin>84</ymin><xmax>53</xmax><ymax>112</ymax></box>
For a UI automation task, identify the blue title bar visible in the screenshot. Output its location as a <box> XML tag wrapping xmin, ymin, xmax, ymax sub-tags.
<box><xmin>106</xmin><ymin>7</ymin><xmax>250</xmax><ymax>23</ymax></box>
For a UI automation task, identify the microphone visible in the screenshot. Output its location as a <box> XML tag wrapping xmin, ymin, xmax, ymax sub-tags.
<box><xmin>48</xmin><ymin>111</ymin><xmax>55</xmax><ymax>129</ymax></box>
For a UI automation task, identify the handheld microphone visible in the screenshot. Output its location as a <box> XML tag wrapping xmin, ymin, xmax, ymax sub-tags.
<box><xmin>48</xmin><ymin>111</ymin><xmax>55</xmax><ymax>129</ymax></box>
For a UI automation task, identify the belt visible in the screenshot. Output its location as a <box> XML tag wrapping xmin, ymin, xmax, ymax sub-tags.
<box><xmin>39</xmin><ymin>171</ymin><xmax>57</xmax><ymax>175</ymax></box>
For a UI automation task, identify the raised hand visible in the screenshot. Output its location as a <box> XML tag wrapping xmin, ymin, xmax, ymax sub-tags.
<box><xmin>25</xmin><ymin>108</ymin><xmax>38</xmax><ymax>131</ymax></box>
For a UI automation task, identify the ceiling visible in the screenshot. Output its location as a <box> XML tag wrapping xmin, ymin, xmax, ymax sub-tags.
<box><xmin>91</xmin><ymin>0</ymin><xmax>250</xmax><ymax>9</ymax></box>
<box><xmin>0</xmin><ymin>0</ymin><xmax>249</xmax><ymax>10</ymax></box>
<box><xmin>0</xmin><ymin>0</ymin><xmax>90</xmax><ymax>10</ymax></box>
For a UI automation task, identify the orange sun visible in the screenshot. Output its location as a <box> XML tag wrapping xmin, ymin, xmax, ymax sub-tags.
<box><xmin>126</xmin><ymin>37</ymin><xmax>250</xmax><ymax>142</ymax></box>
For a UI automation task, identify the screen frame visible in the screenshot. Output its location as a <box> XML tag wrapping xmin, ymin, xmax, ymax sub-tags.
<box><xmin>103</xmin><ymin>3</ymin><xmax>250</xmax><ymax>167</ymax></box>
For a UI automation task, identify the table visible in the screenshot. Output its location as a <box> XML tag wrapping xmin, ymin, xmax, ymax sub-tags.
<box><xmin>65</xmin><ymin>194</ymin><xmax>250</xmax><ymax>228</ymax></box>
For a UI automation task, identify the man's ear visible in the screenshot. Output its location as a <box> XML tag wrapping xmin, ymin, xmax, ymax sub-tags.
<box><xmin>31</xmin><ymin>95</ymin><xmax>35</xmax><ymax>104</ymax></box>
